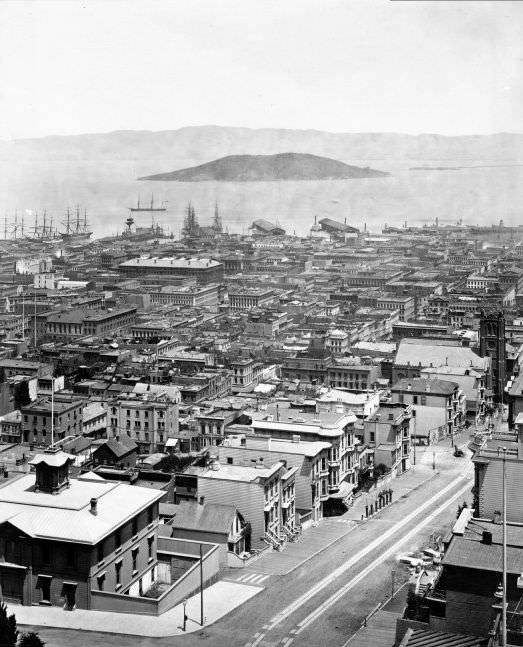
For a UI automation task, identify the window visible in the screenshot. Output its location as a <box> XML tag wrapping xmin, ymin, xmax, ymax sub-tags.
<box><xmin>132</xmin><ymin>548</ymin><xmax>139</xmax><ymax>573</ymax></box>
<box><xmin>148</xmin><ymin>506</ymin><xmax>154</xmax><ymax>524</ymax></box>
<box><xmin>147</xmin><ymin>536</ymin><xmax>154</xmax><ymax>561</ymax></box>
<box><xmin>421</xmin><ymin>395</ymin><xmax>427</xmax><ymax>405</ymax></box>
<box><xmin>132</xmin><ymin>517</ymin><xmax>138</xmax><ymax>537</ymax></box>
<box><xmin>370</xmin><ymin>432</ymin><xmax>375</xmax><ymax>443</ymax></box>
<box><xmin>115</xmin><ymin>529</ymin><xmax>121</xmax><ymax>549</ymax></box>
<box><xmin>97</xmin><ymin>541</ymin><xmax>104</xmax><ymax>563</ymax></box>
<box><xmin>115</xmin><ymin>561</ymin><xmax>122</xmax><ymax>588</ymax></box>
<box><xmin>413</xmin><ymin>396</ymin><xmax>418</xmax><ymax>405</ymax></box>
<box><xmin>97</xmin><ymin>573</ymin><xmax>105</xmax><ymax>591</ymax></box>
<box><xmin>227</xmin><ymin>457</ymin><xmax>233</xmax><ymax>465</ymax></box>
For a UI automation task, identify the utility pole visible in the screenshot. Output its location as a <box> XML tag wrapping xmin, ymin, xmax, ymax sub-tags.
<box><xmin>51</xmin><ymin>376</ymin><xmax>55</xmax><ymax>447</ymax></box>
<box><xmin>412</xmin><ymin>412</ymin><xmax>416</xmax><ymax>466</ymax></box>
<box><xmin>33</xmin><ymin>294</ymin><xmax>37</xmax><ymax>347</ymax></box>
<box><xmin>200</xmin><ymin>542</ymin><xmax>204</xmax><ymax>626</ymax></box>
<box><xmin>498</xmin><ymin>446</ymin><xmax>508</xmax><ymax>646</ymax></box>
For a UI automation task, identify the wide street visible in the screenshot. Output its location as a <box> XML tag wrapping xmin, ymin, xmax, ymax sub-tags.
<box><xmin>25</xmin><ymin>436</ymin><xmax>474</xmax><ymax>647</ymax></box>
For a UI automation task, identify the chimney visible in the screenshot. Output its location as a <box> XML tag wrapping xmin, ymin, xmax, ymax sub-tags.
<box><xmin>90</xmin><ymin>497</ymin><xmax>98</xmax><ymax>516</ymax></box>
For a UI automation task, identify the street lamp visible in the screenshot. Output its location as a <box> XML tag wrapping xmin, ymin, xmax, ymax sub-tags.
<box><xmin>182</xmin><ymin>598</ymin><xmax>188</xmax><ymax>632</ymax></box>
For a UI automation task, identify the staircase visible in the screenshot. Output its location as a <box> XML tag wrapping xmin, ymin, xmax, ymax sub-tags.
<box><xmin>263</xmin><ymin>528</ymin><xmax>286</xmax><ymax>551</ymax></box>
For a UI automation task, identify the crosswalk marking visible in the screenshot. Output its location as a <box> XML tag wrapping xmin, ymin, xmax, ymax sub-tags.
<box><xmin>235</xmin><ymin>572</ymin><xmax>270</xmax><ymax>585</ymax></box>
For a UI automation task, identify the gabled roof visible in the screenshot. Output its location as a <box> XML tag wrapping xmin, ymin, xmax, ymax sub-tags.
<box><xmin>93</xmin><ymin>435</ymin><xmax>138</xmax><ymax>459</ymax></box>
<box><xmin>169</xmin><ymin>501</ymin><xmax>238</xmax><ymax>534</ymax></box>
<box><xmin>251</xmin><ymin>219</ymin><xmax>285</xmax><ymax>233</ymax></box>
<box><xmin>318</xmin><ymin>218</ymin><xmax>359</xmax><ymax>233</ymax></box>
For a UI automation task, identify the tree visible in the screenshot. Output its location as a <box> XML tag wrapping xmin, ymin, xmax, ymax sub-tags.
<box><xmin>156</xmin><ymin>454</ymin><xmax>194</xmax><ymax>473</ymax></box>
<box><xmin>0</xmin><ymin>602</ymin><xmax>18</xmax><ymax>647</ymax></box>
<box><xmin>18</xmin><ymin>634</ymin><xmax>45</xmax><ymax>647</ymax></box>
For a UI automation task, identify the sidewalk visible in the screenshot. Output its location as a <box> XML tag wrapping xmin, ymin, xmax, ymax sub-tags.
<box><xmin>11</xmin><ymin>580</ymin><xmax>262</xmax><ymax>638</ymax></box>
<box><xmin>343</xmin><ymin>584</ymin><xmax>408</xmax><ymax>647</ymax></box>
<box><xmin>344</xmin><ymin>461</ymin><xmax>439</xmax><ymax>522</ymax></box>
<box><xmin>226</xmin><ymin>517</ymin><xmax>358</xmax><ymax>576</ymax></box>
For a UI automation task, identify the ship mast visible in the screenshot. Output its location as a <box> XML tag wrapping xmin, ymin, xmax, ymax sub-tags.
<box><xmin>32</xmin><ymin>212</ymin><xmax>39</xmax><ymax>238</ymax></box>
<box><xmin>64</xmin><ymin>207</ymin><xmax>71</xmax><ymax>234</ymax></box>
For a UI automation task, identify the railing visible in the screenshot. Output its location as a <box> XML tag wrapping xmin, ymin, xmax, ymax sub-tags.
<box><xmin>263</xmin><ymin>527</ymin><xmax>286</xmax><ymax>551</ymax></box>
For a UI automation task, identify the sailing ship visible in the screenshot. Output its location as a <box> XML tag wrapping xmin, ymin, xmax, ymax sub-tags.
<box><xmin>129</xmin><ymin>195</ymin><xmax>167</xmax><ymax>212</ymax></box>
<box><xmin>60</xmin><ymin>206</ymin><xmax>93</xmax><ymax>242</ymax></box>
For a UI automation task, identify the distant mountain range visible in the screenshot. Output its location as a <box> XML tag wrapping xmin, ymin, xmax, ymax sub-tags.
<box><xmin>1</xmin><ymin>126</ymin><xmax>522</xmax><ymax>163</ymax></box>
<box><xmin>138</xmin><ymin>153</ymin><xmax>389</xmax><ymax>182</ymax></box>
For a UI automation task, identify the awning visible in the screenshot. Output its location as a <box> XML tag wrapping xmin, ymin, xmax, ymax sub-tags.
<box><xmin>329</xmin><ymin>481</ymin><xmax>353</xmax><ymax>500</ymax></box>
<box><xmin>0</xmin><ymin>562</ymin><xmax>27</xmax><ymax>570</ymax></box>
<box><xmin>165</xmin><ymin>438</ymin><xmax>178</xmax><ymax>447</ymax></box>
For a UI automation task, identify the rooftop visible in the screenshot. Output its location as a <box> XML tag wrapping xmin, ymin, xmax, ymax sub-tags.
<box><xmin>0</xmin><ymin>470</ymin><xmax>162</xmax><ymax>544</ymax></box>
<box><xmin>395</xmin><ymin>338</ymin><xmax>488</xmax><ymax>371</ymax></box>
<box><xmin>392</xmin><ymin>378</ymin><xmax>459</xmax><ymax>395</ymax></box>
<box><xmin>192</xmin><ymin>460</ymin><xmax>285</xmax><ymax>483</ymax></box>
<box><xmin>120</xmin><ymin>257</ymin><xmax>222</xmax><ymax>269</ymax></box>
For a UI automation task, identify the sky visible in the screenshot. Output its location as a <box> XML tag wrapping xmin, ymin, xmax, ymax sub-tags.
<box><xmin>0</xmin><ymin>0</ymin><xmax>522</xmax><ymax>140</ymax></box>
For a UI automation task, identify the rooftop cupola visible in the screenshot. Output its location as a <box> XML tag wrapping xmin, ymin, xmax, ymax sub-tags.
<box><xmin>29</xmin><ymin>448</ymin><xmax>73</xmax><ymax>495</ymax></box>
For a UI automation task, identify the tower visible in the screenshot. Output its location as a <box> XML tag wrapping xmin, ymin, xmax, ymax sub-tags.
<box><xmin>213</xmin><ymin>201</ymin><xmax>222</xmax><ymax>234</ymax></box>
<box><xmin>479</xmin><ymin>311</ymin><xmax>506</xmax><ymax>403</ymax></box>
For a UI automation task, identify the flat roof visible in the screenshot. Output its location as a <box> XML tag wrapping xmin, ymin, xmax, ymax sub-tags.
<box><xmin>197</xmin><ymin>461</ymin><xmax>284</xmax><ymax>482</ymax></box>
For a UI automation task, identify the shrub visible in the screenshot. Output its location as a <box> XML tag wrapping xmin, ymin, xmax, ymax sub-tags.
<box><xmin>19</xmin><ymin>634</ymin><xmax>46</xmax><ymax>647</ymax></box>
<box><xmin>0</xmin><ymin>602</ymin><xmax>18</xmax><ymax>647</ymax></box>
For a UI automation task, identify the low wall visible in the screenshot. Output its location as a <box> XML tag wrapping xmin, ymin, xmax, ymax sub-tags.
<box><xmin>91</xmin><ymin>539</ymin><xmax>220</xmax><ymax>616</ymax></box>
<box><xmin>395</xmin><ymin>618</ymin><xmax>430</xmax><ymax>645</ymax></box>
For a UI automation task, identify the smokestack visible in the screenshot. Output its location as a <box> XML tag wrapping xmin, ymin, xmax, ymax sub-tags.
<box><xmin>90</xmin><ymin>497</ymin><xmax>98</xmax><ymax>516</ymax></box>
